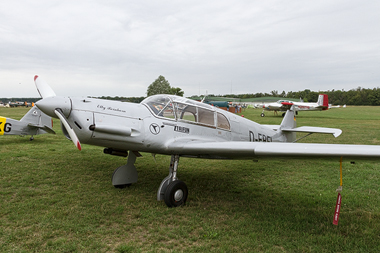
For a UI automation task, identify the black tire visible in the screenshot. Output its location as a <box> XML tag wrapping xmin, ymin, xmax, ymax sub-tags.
<box><xmin>260</xmin><ymin>113</ymin><xmax>265</xmax><ymax>117</ymax></box>
<box><xmin>164</xmin><ymin>180</ymin><xmax>188</xmax><ymax>207</ymax></box>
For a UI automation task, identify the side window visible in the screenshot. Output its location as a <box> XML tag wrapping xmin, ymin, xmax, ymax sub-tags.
<box><xmin>217</xmin><ymin>112</ymin><xmax>230</xmax><ymax>130</ymax></box>
<box><xmin>198</xmin><ymin>107</ymin><xmax>215</xmax><ymax>126</ymax></box>
<box><xmin>176</xmin><ymin>103</ymin><xmax>196</xmax><ymax>122</ymax></box>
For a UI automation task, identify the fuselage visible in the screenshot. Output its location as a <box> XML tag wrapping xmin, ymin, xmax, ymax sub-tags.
<box><xmin>43</xmin><ymin>95</ymin><xmax>288</xmax><ymax>155</ymax></box>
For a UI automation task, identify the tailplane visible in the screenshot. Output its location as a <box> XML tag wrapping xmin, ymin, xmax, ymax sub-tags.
<box><xmin>277</xmin><ymin>105</ymin><xmax>342</xmax><ymax>143</ymax></box>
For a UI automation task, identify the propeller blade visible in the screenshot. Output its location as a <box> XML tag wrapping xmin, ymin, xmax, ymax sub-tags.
<box><xmin>54</xmin><ymin>109</ymin><xmax>82</xmax><ymax>151</ymax></box>
<box><xmin>34</xmin><ymin>75</ymin><xmax>56</xmax><ymax>98</ymax></box>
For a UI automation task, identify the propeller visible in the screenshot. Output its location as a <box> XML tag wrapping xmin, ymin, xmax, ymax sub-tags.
<box><xmin>54</xmin><ymin>109</ymin><xmax>82</xmax><ymax>150</ymax></box>
<box><xmin>34</xmin><ymin>75</ymin><xmax>82</xmax><ymax>151</ymax></box>
<box><xmin>34</xmin><ymin>75</ymin><xmax>56</xmax><ymax>98</ymax></box>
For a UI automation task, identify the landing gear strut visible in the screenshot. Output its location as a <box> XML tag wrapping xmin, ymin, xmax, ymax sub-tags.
<box><xmin>110</xmin><ymin>152</ymin><xmax>188</xmax><ymax>207</ymax></box>
<box><xmin>157</xmin><ymin>155</ymin><xmax>188</xmax><ymax>207</ymax></box>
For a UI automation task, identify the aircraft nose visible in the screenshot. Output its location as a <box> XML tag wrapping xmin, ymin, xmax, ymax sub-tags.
<box><xmin>35</xmin><ymin>96</ymin><xmax>72</xmax><ymax>118</ymax></box>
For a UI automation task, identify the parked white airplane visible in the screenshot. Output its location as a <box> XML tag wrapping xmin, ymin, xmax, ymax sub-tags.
<box><xmin>33</xmin><ymin>76</ymin><xmax>380</xmax><ymax>207</ymax></box>
<box><xmin>261</xmin><ymin>94</ymin><xmax>329</xmax><ymax>117</ymax></box>
<box><xmin>0</xmin><ymin>106</ymin><xmax>55</xmax><ymax>140</ymax></box>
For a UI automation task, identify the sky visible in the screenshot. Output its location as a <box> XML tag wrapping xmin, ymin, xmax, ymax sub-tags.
<box><xmin>1</xmin><ymin>0</ymin><xmax>380</xmax><ymax>98</ymax></box>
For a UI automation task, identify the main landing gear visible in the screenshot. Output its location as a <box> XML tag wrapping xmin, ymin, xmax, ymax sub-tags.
<box><xmin>157</xmin><ymin>155</ymin><xmax>188</xmax><ymax>207</ymax></box>
<box><xmin>111</xmin><ymin>152</ymin><xmax>188</xmax><ymax>207</ymax></box>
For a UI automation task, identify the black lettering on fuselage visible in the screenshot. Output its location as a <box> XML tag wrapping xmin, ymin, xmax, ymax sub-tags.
<box><xmin>249</xmin><ymin>130</ymin><xmax>272</xmax><ymax>142</ymax></box>
<box><xmin>249</xmin><ymin>131</ymin><xmax>254</xmax><ymax>142</ymax></box>
<box><xmin>4</xmin><ymin>123</ymin><xmax>12</xmax><ymax>132</ymax></box>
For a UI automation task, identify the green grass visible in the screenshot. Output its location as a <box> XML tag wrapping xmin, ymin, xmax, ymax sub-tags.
<box><xmin>1</xmin><ymin>106</ymin><xmax>380</xmax><ymax>252</ymax></box>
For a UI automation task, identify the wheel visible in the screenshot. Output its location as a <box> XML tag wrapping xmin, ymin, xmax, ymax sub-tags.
<box><xmin>164</xmin><ymin>180</ymin><xmax>188</xmax><ymax>207</ymax></box>
<box><xmin>260</xmin><ymin>113</ymin><xmax>265</xmax><ymax>117</ymax></box>
<box><xmin>30</xmin><ymin>136</ymin><xmax>34</xmax><ymax>141</ymax></box>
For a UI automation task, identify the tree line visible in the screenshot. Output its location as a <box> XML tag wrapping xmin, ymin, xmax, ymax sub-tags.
<box><xmin>2</xmin><ymin>75</ymin><xmax>380</xmax><ymax>105</ymax></box>
<box><xmin>206</xmin><ymin>87</ymin><xmax>380</xmax><ymax>106</ymax></box>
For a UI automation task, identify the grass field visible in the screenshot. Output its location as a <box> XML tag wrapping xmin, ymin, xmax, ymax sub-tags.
<box><xmin>1</xmin><ymin>106</ymin><xmax>380</xmax><ymax>252</ymax></box>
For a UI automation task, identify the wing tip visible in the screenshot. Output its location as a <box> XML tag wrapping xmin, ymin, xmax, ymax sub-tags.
<box><xmin>34</xmin><ymin>75</ymin><xmax>39</xmax><ymax>81</ymax></box>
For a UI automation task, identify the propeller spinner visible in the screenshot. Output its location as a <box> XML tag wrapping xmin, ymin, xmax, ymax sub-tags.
<box><xmin>34</xmin><ymin>75</ymin><xmax>82</xmax><ymax>151</ymax></box>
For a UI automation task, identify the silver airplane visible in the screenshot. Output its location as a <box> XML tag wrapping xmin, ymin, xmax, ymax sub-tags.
<box><xmin>33</xmin><ymin>76</ymin><xmax>380</xmax><ymax>207</ymax></box>
<box><xmin>0</xmin><ymin>105</ymin><xmax>55</xmax><ymax>140</ymax></box>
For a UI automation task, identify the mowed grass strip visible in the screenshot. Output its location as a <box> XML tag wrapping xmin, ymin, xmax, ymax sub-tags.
<box><xmin>0</xmin><ymin>106</ymin><xmax>379</xmax><ymax>252</ymax></box>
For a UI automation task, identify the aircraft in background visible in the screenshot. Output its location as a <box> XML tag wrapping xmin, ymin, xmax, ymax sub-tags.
<box><xmin>8</xmin><ymin>101</ymin><xmax>35</xmax><ymax>107</ymax></box>
<box><xmin>0</xmin><ymin>106</ymin><xmax>55</xmax><ymax>140</ymax></box>
<box><xmin>0</xmin><ymin>102</ymin><xmax>10</xmax><ymax>108</ymax></box>
<box><xmin>33</xmin><ymin>76</ymin><xmax>380</xmax><ymax>207</ymax></box>
<box><xmin>260</xmin><ymin>94</ymin><xmax>329</xmax><ymax>117</ymax></box>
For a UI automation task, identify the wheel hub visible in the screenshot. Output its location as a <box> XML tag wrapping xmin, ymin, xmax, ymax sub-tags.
<box><xmin>174</xmin><ymin>189</ymin><xmax>184</xmax><ymax>202</ymax></box>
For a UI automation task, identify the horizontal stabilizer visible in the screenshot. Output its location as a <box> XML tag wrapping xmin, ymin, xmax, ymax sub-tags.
<box><xmin>281</xmin><ymin>126</ymin><xmax>342</xmax><ymax>138</ymax></box>
<box><xmin>28</xmin><ymin>123</ymin><xmax>56</xmax><ymax>134</ymax></box>
<box><xmin>263</xmin><ymin>125</ymin><xmax>342</xmax><ymax>138</ymax></box>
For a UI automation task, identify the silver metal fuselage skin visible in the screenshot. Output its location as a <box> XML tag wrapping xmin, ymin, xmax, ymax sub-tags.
<box><xmin>60</xmin><ymin>96</ymin><xmax>285</xmax><ymax>156</ymax></box>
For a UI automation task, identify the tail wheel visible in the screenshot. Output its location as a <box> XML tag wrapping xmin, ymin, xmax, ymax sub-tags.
<box><xmin>164</xmin><ymin>180</ymin><xmax>188</xmax><ymax>207</ymax></box>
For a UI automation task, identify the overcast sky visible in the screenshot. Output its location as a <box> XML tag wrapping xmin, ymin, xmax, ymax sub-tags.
<box><xmin>1</xmin><ymin>0</ymin><xmax>379</xmax><ymax>98</ymax></box>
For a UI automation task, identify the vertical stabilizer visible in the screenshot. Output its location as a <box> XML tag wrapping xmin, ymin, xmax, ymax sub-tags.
<box><xmin>20</xmin><ymin>106</ymin><xmax>54</xmax><ymax>134</ymax></box>
<box><xmin>279</xmin><ymin>106</ymin><xmax>297</xmax><ymax>142</ymax></box>
<box><xmin>317</xmin><ymin>94</ymin><xmax>329</xmax><ymax>110</ymax></box>
<box><xmin>20</xmin><ymin>106</ymin><xmax>44</xmax><ymax>125</ymax></box>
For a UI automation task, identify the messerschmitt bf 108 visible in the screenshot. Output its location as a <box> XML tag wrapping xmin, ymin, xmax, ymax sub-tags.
<box><xmin>33</xmin><ymin>76</ymin><xmax>380</xmax><ymax>207</ymax></box>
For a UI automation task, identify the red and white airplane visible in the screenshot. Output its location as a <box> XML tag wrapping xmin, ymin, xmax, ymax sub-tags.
<box><xmin>261</xmin><ymin>94</ymin><xmax>329</xmax><ymax>117</ymax></box>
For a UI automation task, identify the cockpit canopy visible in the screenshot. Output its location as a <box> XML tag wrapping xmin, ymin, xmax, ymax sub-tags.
<box><xmin>142</xmin><ymin>95</ymin><xmax>230</xmax><ymax>130</ymax></box>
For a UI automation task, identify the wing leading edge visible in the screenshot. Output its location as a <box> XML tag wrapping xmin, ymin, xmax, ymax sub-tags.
<box><xmin>166</xmin><ymin>140</ymin><xmax>380</xmax><ymax>160</ymax></box>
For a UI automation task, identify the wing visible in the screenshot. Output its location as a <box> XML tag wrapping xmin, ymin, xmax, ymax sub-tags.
<box><xmin>166</xmin><ymin>140</ymin><xmax>380</xmax><ymax>160</ymax></box>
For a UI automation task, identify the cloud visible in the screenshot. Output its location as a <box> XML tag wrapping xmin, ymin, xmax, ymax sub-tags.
<box><xmin>1</xmin><ymin>0</ymin><xmax>379</xmax><ymax>98</ymax></box>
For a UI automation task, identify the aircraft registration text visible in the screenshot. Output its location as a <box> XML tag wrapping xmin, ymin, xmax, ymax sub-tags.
<box><xmin>249</xmin><ymin>131</ymin><xmax>272</xmax><ymax>142</ymax></box>
<box><xmin>0</xmin><ymin>117</ymin><xmax>11</xmax><ymax>135</ymax></box>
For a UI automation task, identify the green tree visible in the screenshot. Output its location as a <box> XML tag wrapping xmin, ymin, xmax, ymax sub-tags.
<box><xmin>147</xmin><ymin>75</ymin><xmax>171</xmax><ymax>96</ymax></box>
<box><xmin>169</xmin><ymin>87</ymin><xmax>184</xmax><ymax>96</ymax></box>
<box><xmin>147</xmin><ymin>75</ymin><xmax>184</xmax><ymax>97</ymax></box>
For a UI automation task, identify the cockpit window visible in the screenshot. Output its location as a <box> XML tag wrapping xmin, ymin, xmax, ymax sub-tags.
<box><xmin>197</xmin><ymin>107</ymin><xmax>215</xmax><ymax>126</ymax></box>
<box><xmin>142</xmin><ymin>95</ymin><xmax>229</xmax><ymax>130</ymax></box>
<box><xmin>176</xmin><ymin>102</ymin><xmax>215</xmax><ymax>126</ymax></box>
<box><xmin>176</xmin><ymin>103</ymin><xmax>196</xmax><ymax>122</ymax></box>
<box><xmin>143</xmin><ymin>95</ymin><xmax>175</xmax><ymax>119</ymax></box>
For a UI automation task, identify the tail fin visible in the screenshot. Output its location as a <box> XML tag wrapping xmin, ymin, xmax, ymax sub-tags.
<box><xmin>20</xmin><ymin>106</ymin><xmax>55</xmax><ymax>134</ymax></box>
<box><xmin>278</xmin><ymin>106</ymin><xmax>297</xmax><ymax>142</ymax></box>
<box><xmin>317</xmin><ymin>94</ymin><xmax>329</xmax><ymax>110</ymax></box>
